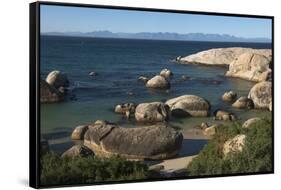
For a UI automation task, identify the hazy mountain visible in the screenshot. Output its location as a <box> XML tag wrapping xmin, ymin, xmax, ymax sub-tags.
<box><xmin>42</xmin><ymin>30</ymin><xmax>271</xmax><ymax>43</ymax></box>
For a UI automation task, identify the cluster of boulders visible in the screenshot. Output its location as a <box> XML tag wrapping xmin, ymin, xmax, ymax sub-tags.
<box><xmin>65</xmin><ymin>120</ymin><xmax>183</xmax><ymax>160</ymax></box>
<box><xmin>176</xmin><ymin>47</ymin><xmax>272</xmax><ymax>82</ymax></box>
<box><xmin>222</xmin><ymin>81</ymin><xmax>272</xmax><ymax>111</ymax></box>
<box><xmin>40</xmin><ymin>70</ymin><xmax>69</xmax><ymax>103</ymax></box>
<box><xmin>138</xmin><ymin>68</ymin><xmax>174</xmax><ymax>89</ymax></box>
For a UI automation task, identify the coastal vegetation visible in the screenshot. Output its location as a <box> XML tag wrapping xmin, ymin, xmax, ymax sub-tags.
<box><xmin>40</xmin><ymin>152</ymin><xmax>150</xmax><ymax>186</ymax></box>
<box><xmin>187</xmin><ymin>118</ymin><xmax>272</xmax><ymax>176</ymax></box>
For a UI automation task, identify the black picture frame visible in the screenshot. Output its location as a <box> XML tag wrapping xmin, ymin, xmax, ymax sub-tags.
<box><xmin>30</xmin><ymin>1</ymin><xmax>274</xmax><ymax>188</ymax></box>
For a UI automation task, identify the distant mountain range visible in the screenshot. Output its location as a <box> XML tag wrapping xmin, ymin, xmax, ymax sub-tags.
<box><xmin>42</xmin><ymin>31</ymin><xmax>271</xmax><ymax>43</ymax></box>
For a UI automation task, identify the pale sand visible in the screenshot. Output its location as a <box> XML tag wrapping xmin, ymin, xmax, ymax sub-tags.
<box><xmin>148</xmin><ymin>127</ymin><xmax>209</xmax><ymax>176</ymax></box>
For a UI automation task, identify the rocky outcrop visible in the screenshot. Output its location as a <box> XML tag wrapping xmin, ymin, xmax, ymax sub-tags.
<box><xmin>83</xmin><ymin>121</ymin><xmax>183</xmax><ymax>160</ymax></box>
<box><xmin>61</xmin><ymin>145</ymin><xmax>94</xmax><ymax>158</ymax></box>
<box><xmin>222</xmin><ymin>91</ymin><xmax>237</xmax><ymax>102</ymax></box>
<box><xmin>165</xmin><ymin>95</ymin><xmax>210</xmax><ymax>117</ymax></box>
<box><xmin>160</xmin><ymin>69</ymin><xmax>173</xmax><ymax>78</ymax></box>
<box><xmin>71</xmin><ymin>125</ymin><xmax>89</xmax><ymax>140</ymax></box>
<box><xmin>214</xmin><ymin>110</ymin><xmax>236</xmax><ymax>121</ymax></box>
<box><xmin>46</xmin><ymin>70</ymin><xmax>69</xmax><ymax>88</ymax></box>
<box><xmin>226</xmin><ymin>53</ymin><xmax>272</xmax><ymax>82</ymax></box>
<box><xmin>223</xmin><ymin>134</ymin><xmax>246</xmax><ymax>156</ymax></box>
<box><xmin>248</xmin><ymin>81</ymin><xmax>272</xmax><ymax>110</ymax></box>
<box><xmin>177</xmin><ymin>47</ymin><xmax>271</xmax><ymax>66</ymax></box>
<box><xmin>146</xmin><ymin>75</ymin><xmax>170</xmax><ymax>89</ymax></box>
<box><xmin>40</xmin><ymin>79</ymin><xmax>64</xmax><ymax>103</ymax></box>
<box><xmin>242</xmin><ymin>117</ymin><xmax>262</xmax><ymax>128</ymax></box>
<box><xmin>135</xmin><ymin>102</ymin><xmax>170</xmax><ymax>122</ymax></box>
<box><xmin>232</xmin><ymin>96</ymin><xmax>254</xmax><ymax>109</ymax></box>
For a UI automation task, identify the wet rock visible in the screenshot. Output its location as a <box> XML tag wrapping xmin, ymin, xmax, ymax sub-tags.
<box><xmin>40</xmin><ymin>79</ymin><xmax>64</xmax><ymax>103</ymax></box>
<box><xmin>146</xmin><ymin>75</ymin><xmax>170</xmax><ymax>89</ymax></box>
<box><xmin>222</xmin><ymin>91</ymin><xmax>237</xmax><ymax>102</ymax></box>
<box><xmin>232</xmin><ymin>96</ymin><xmax>254</xmax><ymax>109</ymax></box>
<box><xmin>214</xmin><ymin>110</ymin><xmax>236</xmax><ymax>121</ymax></box>
<box><xmin>89</xmin><ymin>71</ymin><xmax>97</xmax><ymax>76</ymax></box>
<box><xmin>135</xmin><ymin>102</ymin><xmax>170</xmax><ymax>122</ymax></box>
<box><xmin>166</xmin><ymin>95</ymin><xmax>210</xmax><ymax>117</ymax></box>
<box><xmin>181</xmin><ymin>75</ymin><xmax>190</xmax><ymax>81</ymax></box>
<box><xmin>46</xmin><ymin>70</ymin><xmax>69</xmax><ymax>88</ymax></box>
<box><xmin>160</xmin><ymin>68</ymin><xmax>173</xmax><ymax>78</ymax></box>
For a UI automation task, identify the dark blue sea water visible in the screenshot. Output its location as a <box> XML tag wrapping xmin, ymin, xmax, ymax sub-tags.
<box><xmin>40</xmin><ymin>36</ymin><xmax>271</xmax><ymax>152</ymax></box>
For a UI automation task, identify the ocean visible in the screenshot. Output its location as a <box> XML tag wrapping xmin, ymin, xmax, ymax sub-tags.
<box><xmin>40</xmin><ymin>35</ymin><xmax>271</xmax><ymax>152</ymax></box>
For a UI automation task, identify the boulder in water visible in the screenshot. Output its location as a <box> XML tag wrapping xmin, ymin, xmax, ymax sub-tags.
<box><xmin>146</xmin><ymin>75</ymin><xmax>170</xmax><ymax>89</ymax></box>
<box><xmin>165</xmin><ymin>95</ymin><xmax>210</xmax><ymax>117</ymax></box>
<box><xmin>135</xmin><ymin>102</ymin><xmax>170</xmax><ymax>122</ymax></box>
<box><xmin>46</xmin><ymin>70</ymin><xmax>69</xmax><ymax>88</ymax></box>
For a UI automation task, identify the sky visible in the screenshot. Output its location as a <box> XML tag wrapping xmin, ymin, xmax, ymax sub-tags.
<box><xmin>40</xmin><ymin>5</ymin><xmax>272</xmax><ymax>39</ymax></box>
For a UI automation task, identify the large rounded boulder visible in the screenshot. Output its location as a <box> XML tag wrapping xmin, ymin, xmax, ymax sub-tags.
<box><xmin>146</xmin><ymin>75</ymin><xmax>170</xmax><ymax>89</ymax></box>
<box><xmin>83</xmin><ymin>121</ymin><xmax>183</xmax><ymax>160</ymax></box>
<box><xmin>40</xmin><ymin>79</ymin><xmax>64</xmax><ymax>103</ymax></box>
<box><xmin>165</xmin><ymin>95</ymin><xmax>210</xmax><ymax>117</ymax></box>
<box><xmin>46</xmin><ymin>70</ymin><xmax>69</xmax><ymax>88</ymax></box>
<box><xmin>248</xmin><ymin>81</ymin><xmax>272</xmax><ymax>109</ymax></box>
<box><xmin>135</xmin><ymin>102</ymin><xmax>170</xmax><ymax>122</ymax></box>
<box><xmin>226</xmin><ymin>53</ymin><xmax>272</xmax><ymax>82</ymax></box>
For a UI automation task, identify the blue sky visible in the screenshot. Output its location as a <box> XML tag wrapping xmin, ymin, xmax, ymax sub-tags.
<box><xmin>40</xmin><ymin>5</ymin><xmax>272</xmax><ymax>39</ymax></box>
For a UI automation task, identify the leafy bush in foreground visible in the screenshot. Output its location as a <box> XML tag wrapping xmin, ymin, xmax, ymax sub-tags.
<box><xmin>40</xmin><ymin>153</ymin><xmax>150</xmax><ymax>186</ymax></box>
<box><xmin>187</xmin><ymin>118</ymin><xmax>272</xmax><ymax>176</ymax></box>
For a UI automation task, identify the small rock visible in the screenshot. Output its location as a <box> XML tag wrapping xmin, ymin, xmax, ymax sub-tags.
<box><xmin>223</xmin><ymin>134</ymin><xmax>246</xmax><ymax>156</ymax></box>
<box><xmin>203</xmin><ymin>124</ymin><xmax>220</xmax><ymax>136</ymax></box>
<box><xmin>215</xmin><ymin>110</ymin><xmax>236</xmax><ymax>121</ymax></box>
<box><xmin>222</xmin><ymin>91</ymin><xmax>237</xmax><ymax>102</ymax></box>
<box><xmin>115</xmin><ymin>103</ymin><xmax>136</xmax><ymax>118</ymax></box>
<box><xmin>232</xmin><ymin>96</ymin><xmax>254</xmax><ymax>109</ymax></box>
<box><xmin>242</xmin><ymin>117</ymin><xmax>262</xmax><ymax>128</ymax></box>
<box><xmin>61</xmin><ymin>145</ymin><xmax>94</xmax><ymax>158</ymax></box>
<box><xmin>181</xmin><ymin>75</ymin><xmax>190</xmax><ymax>81</ymax></box>
<box><xmin>46</xmin><ymin>70</ymin><xmax>69</xmax><ymax>88</ymax></box>
<box><xmin>160</xmin><ymin>68</ymin><xmax>173</xmax><ymax>78</ymax></box>
<box><xmin>200</xmin><ymin>122</ymin><xmax>209</xmax><ymax>130</ymax></box>
<box><xmin>89</xmin><ymin>71</ymin><xmax>97</xmax><ymax>76</ymax></box>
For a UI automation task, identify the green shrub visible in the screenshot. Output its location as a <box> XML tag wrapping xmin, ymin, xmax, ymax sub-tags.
<box><xmin>187</xmin><ymin>118</ymin><xmax>272</xmax><ymax>176</ymax></box>
<box><xmin>40</xmin><ymin>153</ymin><xmax>150</xmax><ymax>186</ymax></box>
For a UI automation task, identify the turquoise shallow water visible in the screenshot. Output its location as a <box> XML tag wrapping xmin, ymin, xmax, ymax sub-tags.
<box><xmin>40</xmin><ymin>36</ymin><xmax>271</xmax><ymax>153</ymax></box>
